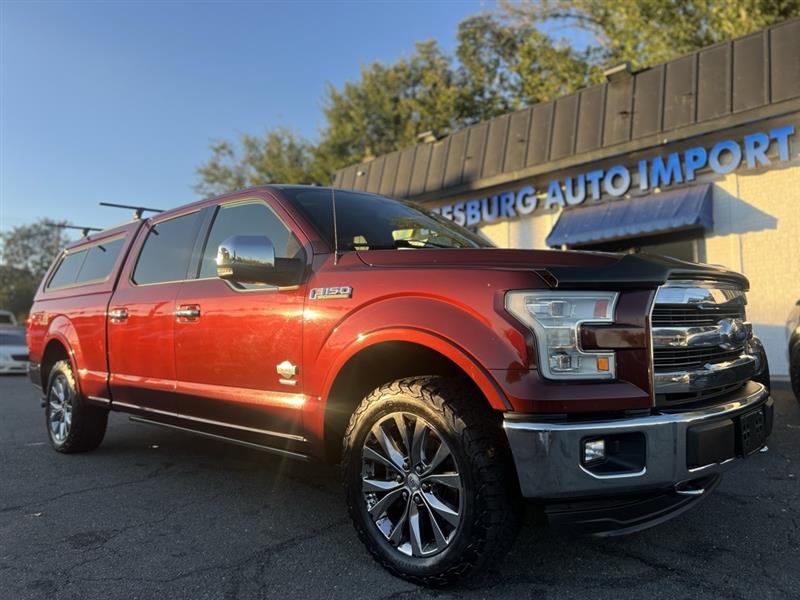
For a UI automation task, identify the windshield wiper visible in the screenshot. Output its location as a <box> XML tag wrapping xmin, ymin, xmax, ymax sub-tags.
<box><xmin>345</xmin><ymin>243</ymin><xmax>396</xmax><ymax>250</ymax></box>
<box><xmin>345</xmin><ymin>240</ymin><xmax>461</xmax><ymax>251</ymax></box>
<box><xmin>394</xmin><ymin>239</ymin><xmax>459</xmax><ymax>249</ymax></box>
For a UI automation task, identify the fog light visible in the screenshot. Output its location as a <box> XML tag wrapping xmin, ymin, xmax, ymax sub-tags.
<box><xmin>583</xmin><ymin>439</ymin><xmax>606</xmax><ymax>465</ymax></box>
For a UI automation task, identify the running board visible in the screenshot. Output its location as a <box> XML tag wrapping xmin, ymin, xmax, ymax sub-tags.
<box><xmin>128</xmin><ymin>416</ymin><xmax>312</xmax><ymax>462</ymax></box>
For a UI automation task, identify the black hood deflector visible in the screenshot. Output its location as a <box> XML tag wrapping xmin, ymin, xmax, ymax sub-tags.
<box><xmin>541</xmin><ymin>253</ymin><xmax>750</xmax><ymax>291</ymax></box>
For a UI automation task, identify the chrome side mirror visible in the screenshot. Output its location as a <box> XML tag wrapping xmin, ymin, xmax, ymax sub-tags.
<box><xmin>216</xmin><ymin>235</ymin><xmax>276</xmax><ymax>284</ymax></box>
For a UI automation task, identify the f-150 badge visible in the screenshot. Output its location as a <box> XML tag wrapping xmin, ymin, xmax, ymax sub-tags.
<box><xmin>310</xmin><ymin>286</ymin><xmax>352</xmax><ymax>300</ymax></box>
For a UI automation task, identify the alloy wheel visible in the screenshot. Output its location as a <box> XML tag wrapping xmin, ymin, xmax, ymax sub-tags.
<box><xmin>48</xmin><ymin>373</ymin><xmax>73</xmax><ymax>443</ymax></box>
<box><xmin>361</xmin><ymin>412</ymin><xmax>463</xmax><ymax>557</ymax></box>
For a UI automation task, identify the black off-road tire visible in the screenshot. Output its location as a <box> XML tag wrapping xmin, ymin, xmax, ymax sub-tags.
<box><xmin>45</xmin><ymin>359</ymin><xmax>108</xmax><ymax>453</ymax></box>
<box><xmin>342</xmin><ymin>376</ymin><xmax>522</xmax><ymax>586</ymax></box>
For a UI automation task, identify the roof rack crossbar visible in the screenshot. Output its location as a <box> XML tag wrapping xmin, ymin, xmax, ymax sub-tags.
<box><xmin>50</xmin><ymin>224</ymin><xmax>103</xmax><ymax>238</ymax></box>
<box><xmin>99</xmin><ymin>202</ymin><xmax>164</xmax><ymax>220</ymax></box>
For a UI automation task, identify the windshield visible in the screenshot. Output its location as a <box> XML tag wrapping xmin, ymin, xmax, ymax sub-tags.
<box><xmin>0</xmin><ymin>332</ymin><xmax>27</xmax><ymax>346</ymax></box>
<box><xmin>283</xmin><ymin>188</ymin><xmax>493</xmax><ymax>251</ymax></box>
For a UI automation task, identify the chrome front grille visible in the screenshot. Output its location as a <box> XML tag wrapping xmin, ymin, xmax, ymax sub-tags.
<box><xmin>651</xmin><ymin>280</ymin><xmax>756</xmax><ymax>407</ymax></box>
<box><xmin>651</xmin><ymin>305</ymin><xmax>746</xmax><ymax>326</ymax></box>
<box><xmin>653</xmin><ymin>345</ymin><xmax>745</xmax><ymax>370</ymax></box>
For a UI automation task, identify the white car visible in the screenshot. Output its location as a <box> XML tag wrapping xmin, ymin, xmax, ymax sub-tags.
<box><xmin>0</xmin><ymin>310</ymin><xmax>18</xmax><ymax>328</ymax></box>
<box><xmin>0</xmin><ymin>329</ymin><xmax>29</xmax><ymax>374</ymax></box>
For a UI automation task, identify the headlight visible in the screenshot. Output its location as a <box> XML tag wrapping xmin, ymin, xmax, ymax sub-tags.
<box><xmin>506</xmin><ymin>290</ymin><xmax>619</xmax><ymax>380</ymax></box>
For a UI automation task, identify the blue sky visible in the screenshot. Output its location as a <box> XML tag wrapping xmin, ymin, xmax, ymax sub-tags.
<box><xmin>1</xmin><ymin>0</ymin><xmax>491</xmax><ymax>236</ymax></box>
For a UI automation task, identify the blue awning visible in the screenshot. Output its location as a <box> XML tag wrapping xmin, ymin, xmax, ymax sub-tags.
<box><xmin>546</xmin><ymin>184</ymin><xmax>713</xmax><ymax>248</ymax></box>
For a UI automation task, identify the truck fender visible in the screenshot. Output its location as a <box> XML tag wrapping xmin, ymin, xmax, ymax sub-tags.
<box><xmin>40</xmin><ymin>316</ymin><xmax>82</xmax><ymax>390</ymax></box>
<box><xmin>315</xmin><ymin>297</ymin><xmax>520</xmax><ymax>411</ymax></box>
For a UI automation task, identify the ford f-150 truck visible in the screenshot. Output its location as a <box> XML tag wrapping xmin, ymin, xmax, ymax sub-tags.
<box><xmin>27</xmin><ymin>186</ymin><xmax>773</xmax><ymax>585</ymax></box>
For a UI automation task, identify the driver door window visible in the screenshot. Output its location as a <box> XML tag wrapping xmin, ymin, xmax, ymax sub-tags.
<box><xmin>198</xmin><ymin>201</ymin><xmax>304</xmax><ymax>283</ymax></box>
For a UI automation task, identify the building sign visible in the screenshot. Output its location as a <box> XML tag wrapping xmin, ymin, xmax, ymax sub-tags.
<box><xmin>431</xmin><ymin>125</ymin><xmax>795</xmax><ymax>228</ymax></box>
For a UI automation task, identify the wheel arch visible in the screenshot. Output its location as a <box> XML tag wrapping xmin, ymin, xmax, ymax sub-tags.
<box><xmin>39</xmin><ymin>318</ymin><xmax>81</xmax><ymax>391</ymax></box>
<box><xmin>321</xmin><ymin>330</ymin><xmax>509</xmax><ymax>463</ymax></box>
<box><xmin>40</xmin><ymin>338</ymin><xmax>74</xmax><ymax>389</ymax></box>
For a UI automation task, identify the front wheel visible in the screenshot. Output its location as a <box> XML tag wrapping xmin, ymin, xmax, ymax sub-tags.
<box><xmin>45</xmin><ymin>359</ymin><xmax>108</xmax><ymax>453</ymax></box>
<box><xmin>342</xmin><ymin>376</ymin><xmax>522</xmax><ymax>586</ymax></box>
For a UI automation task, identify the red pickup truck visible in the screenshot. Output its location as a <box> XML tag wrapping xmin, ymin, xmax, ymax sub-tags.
<box><xmin>27</xmin><ymin>186</ymin><xmax>772</xmax><ymax>585</ymax></box>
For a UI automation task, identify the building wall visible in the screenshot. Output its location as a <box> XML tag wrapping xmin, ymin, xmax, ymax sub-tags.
<box><xmin>706</xmin><ymin>159</ymin><xmax>800</xmax><ymax>377</ymax></box>
<box><xmin>478</xmin><ymin>209</ymin><xmax>558</xmax><ymax>253</ymax></box>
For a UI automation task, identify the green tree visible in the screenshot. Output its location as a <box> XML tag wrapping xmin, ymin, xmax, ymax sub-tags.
<box><xmin>315</xmin><ymin>40</ymin><xmax>461</xmax><ymax>175</ymax></box>
<box><xmin>0</xmin><ymin>218</ymin><xmax>68</xmax><ymax>318</ymax></box>
<box><xmin>0</xmin><ymin>219</ymin><xmax>68</xmax><ymax>278</ymax></box>
<box><xmin>0</xmin><ymin>265</ymin><xmax>40</xmax><ymax>319</ymax></box>
<box><xmin>193</xmin><ymin>128</ymin><xmax>324</xmax><ymax>198</ymax></box>
<box><xmin>500</xmin><ymin>0</ymin><xmax>800</xmax><ymax>70</ymax></box>
<box><xmin>456</xmin><ymin>13</ymin><xmax>596</xmax><ymax>118</ymax></box>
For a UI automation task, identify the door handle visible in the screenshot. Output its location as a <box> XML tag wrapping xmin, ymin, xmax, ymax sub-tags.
<box><xmin>175</xmin><ymin>306</ymin><xmax>201</xmax><ymax>319</ymax></box>
<box><xmin>109</xmin><ymin>308</ymin><xmax>129</xmax><ymax>321</ymax></box>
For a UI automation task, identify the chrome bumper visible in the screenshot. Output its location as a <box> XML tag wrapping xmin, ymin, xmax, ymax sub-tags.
<box><xmin>504</xmin><ymin>382</ymin><xmax>771</xmax><ymax>499</ymax></box>
<box><xmin>654</xmin><ymin>354</ymin><xmax>757</xmax><ymax>394</ymax></box>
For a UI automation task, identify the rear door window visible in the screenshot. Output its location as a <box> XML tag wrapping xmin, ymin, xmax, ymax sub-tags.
<box><xmin>132</xmin><ymin>211</ymin><xmax>202</xmax><ymax>285</ymax></box>
<box><xmin>47</xmin><ymin>250</ymin><xmax>88</xmax><ymax>289</ymax></box>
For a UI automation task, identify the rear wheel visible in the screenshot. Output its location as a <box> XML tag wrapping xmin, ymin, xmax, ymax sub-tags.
<box><xmin>342</xmin><ymin>376</ymin><xmax>522</xmax><ymax>586</ymax></box>
<box><xmin>45</xmin><ymin>359</ymin><xmax>108</xmax><ymax>453</ymax></box>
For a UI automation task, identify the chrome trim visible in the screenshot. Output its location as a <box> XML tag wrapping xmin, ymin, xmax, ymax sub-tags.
<box><xmin>651</xmin><ymin>279</ymin><xmax>752</xmax><ymax>401</ymax></box>
<box><xmin>687</xmin><ymin>456</ymin><xmax>736</xmax><ymax>474</ymax></box>
<box><xmin>113</xmin><ymin>401</ymin><xmax>176</xmax><ymax>418</ymax></box>
<box><xmin>503</xmin><ymin>383</ymin><xmax>770</xmax><ymax>499</ymax></box>
<box><xmin>578</xmin><ymin>465</ymin><xmax>647</xmax><ymax>480</ymax></box>
<box><xmin>174</xmin><ymin>307</ymin><xmax>201</xmax><ymax>318</ymax></box>
<box><xmin>179</xmin><ymin>413</ymin><xmax>307</xmax><ymax>442</ymax></box>
<box><xmin>654</xmin><ymin>280</ymin><xmax>747</xmax><ymax>307</ymax></box>
<box><xmin>276</xmin><ymin>360</ymin><xmax>297</xmax><ymax>379</ymax></box>
<box><xmin>647</xmin><ymin>287</ymin><xmax>656</xmax><ymax>407</ymax></box>
<box><xmin>309</xmin><ymin>286</ymin><xmax>353</xmax><ymax>300</ymax></box>
<box><xmin>108</xmin><ymin>308</ymin><xmax>129</xmax><ymax>321</ymax></box>
<box><xmin>505</xmin><ymin>382</ymin><xmax>766</xmax><ymax>433</ymax></box>
<box><xmin>216</xmin><ymin>234</ymin><xmax>276</xmax><ymax>283</ymax></box>
<box><xmin>653</xmin><ymin>354</ymin><xmax>756</xmax><ymax>394</ymax></box>
<box><xmin>652</xmin><ymin>322</ymin><xmax>752</xmax><ymax>348</ymax></box>
<box><xmin>87</xmin><ymin>395</ymin><xmax>111</xmax><ymax>405</ymax></box>
<box><xmin>129</xmin><ymin>416</ymin><xmax>310</xmax><ymax>461</ymax></box>
<box><xmin>674</xmin><ymin>481</ymin><xmax>707</xmax><ymax>496</ymax></box>
<box><xmin>113</xmin><ymin>400</ymin><xmax>306</xmax><ymax>442</ymax></box>
<box><xmin>178</xmin><ymin>276</ymin><xmax>300</xmax><ymax>293</ymax></box>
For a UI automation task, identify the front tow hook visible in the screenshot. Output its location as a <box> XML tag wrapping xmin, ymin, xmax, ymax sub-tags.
<box><xmin>674</xmin><ymin>480</ymin><xmax>709</xmax><ymax>496</ymax></box>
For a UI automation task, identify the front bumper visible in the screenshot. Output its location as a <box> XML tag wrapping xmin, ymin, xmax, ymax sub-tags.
<box><xmin>504</xmin><ymin>381</ymin><xmax>771</xmax><ymax>500</ymax></box>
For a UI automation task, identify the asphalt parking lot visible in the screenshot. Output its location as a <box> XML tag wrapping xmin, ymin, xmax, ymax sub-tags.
<box><xmin>1</xmin><ymin>375</ymin><xmax>798</xmax><ymax>599</ymax></box>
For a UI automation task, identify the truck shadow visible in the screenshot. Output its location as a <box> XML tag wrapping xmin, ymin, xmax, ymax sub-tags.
<box><xmin>86</xmin><ymin>391</ymin><xmax>798</xmax><ymax>597</ymax></box>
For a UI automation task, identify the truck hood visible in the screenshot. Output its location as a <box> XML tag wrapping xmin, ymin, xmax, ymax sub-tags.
<box><xmin>355</xmin><ymin>248</ymin><xmax>749</xmax><ymax>290</ymax></box>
